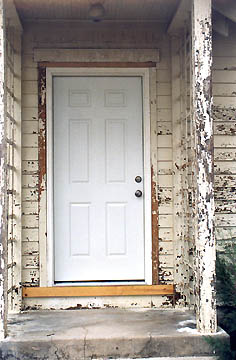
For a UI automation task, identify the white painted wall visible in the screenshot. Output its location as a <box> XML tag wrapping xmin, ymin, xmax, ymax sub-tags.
<box><xmin>213</xmin><ymin>22</ymin><xmax>236</xmax><ymax>252</ymax></box>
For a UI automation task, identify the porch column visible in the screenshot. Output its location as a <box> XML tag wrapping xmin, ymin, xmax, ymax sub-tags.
<box><xmin>192</xmin><ymin>0</ymin><xmax>217</xmax><ymax>333</ymax></box>
<box><xmin>0</xmin><ymin>0</ymin><xmax>7</xmax><ymax>339</ymax></box>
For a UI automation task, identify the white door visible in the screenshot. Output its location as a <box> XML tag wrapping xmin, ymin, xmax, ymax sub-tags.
<box><xmin>53</xmin><ymin>76</ymin><xmax>144</xmax><ymax>282</ymax></box>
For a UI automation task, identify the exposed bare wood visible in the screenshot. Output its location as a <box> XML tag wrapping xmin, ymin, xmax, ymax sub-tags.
<box><xmin>192</xmin><ymin>0</ymin><xmax>216</xmax><ymax>333</ymax></box>
<box><xmin>22</xmin><ymin>285</ymin><xmax>174</xmax><ymax>298</ymax></box>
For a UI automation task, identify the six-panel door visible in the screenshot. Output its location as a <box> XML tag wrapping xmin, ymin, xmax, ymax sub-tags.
<box><xmin>53</xmin><ymin>76</ymin><xmax>145</xmax><ymax>282</ymax></box>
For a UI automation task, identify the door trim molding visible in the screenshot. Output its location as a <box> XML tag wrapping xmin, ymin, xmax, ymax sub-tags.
<box><xmin>44</xmin><ymin>67</ymin><xmax>152</xmax><ymax>287</ymax></box>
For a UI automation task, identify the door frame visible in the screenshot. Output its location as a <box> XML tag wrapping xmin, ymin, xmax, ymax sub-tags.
<box><xmin>46</xmin><ymin>67</ymin><xmax>152</xmax><ymax>287</ymax></box>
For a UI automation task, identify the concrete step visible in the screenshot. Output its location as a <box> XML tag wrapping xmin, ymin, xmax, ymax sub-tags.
<box><xmin>118</xmin><ymin>358</ymin><xmax>216</xmax><ymax>360</ymax></box>
<box><xmin>0</xmin><ymin>309</ymin><xmax>227</xmax><ymax>359</ymax></box>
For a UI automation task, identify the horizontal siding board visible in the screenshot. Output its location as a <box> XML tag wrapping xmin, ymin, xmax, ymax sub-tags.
<box><xmin>157</xmin><ymin>109</ymin><xmax>172</xmax><ymax>122</ymax></box>
<box><xmin>158</xmin><ymin>175</ymin><xmax>172</xmax><ymax>187</ymax></box>
<box><xmin>157</xmin><ymin>83</ymin><xmax>171</xmax><ymax>95</ymax></box>
<box><xmin>159</xmin><ymin>214</ymin><xmax>173</xmax><ymax>228</ymax></box>
<box><xmin>215</xmin><ymin>135</ymin><xmax>236</xmax><ymax>147</ymax></box>
<box><xmin>215</xmin><ymin>200</ymin><xmax>236</xmax><ymax>214</ymax></box>
<box><xmin>22</xmin><ymin>214</ymin><xmax>39</xmax><ymax>228</ymax></box>
<box><xmin>214</xmin><ymin>122</ymin><xmax>236</xmax><ymax>135</ymax></box>
<box><xmin>22</xmin><ymin>160</ymin><xmax>38</xmax><ymax>174</ymax></box>
<box><xmin>22</xmin><ymin>188</ymin><xmax>38</xmax><ymax>201</ymax></box>
<box><xmin>158</xmin><ymin>188</ymin><xmax>172</xmax><ymax>205</ymax></box>
<box><xmin>22</xmin><ymin>174</ymin><xmax>38</xmax><ymax>188</ymax></box>
<box><xmin>214</xmin><ymin>149</ymin><xmax>236</xmax><ymax>161</ymax></box>
<box><xmin>22</xmin><ymin>134</ymin><xmax>38</xmax><ymax>147</ymax></box>
<box><xmin>22</xmin><ymin>201</ymin><xmax>38</xmax><ymax>215</ymax></box>
<box><xmin>213</xmin><ymin>70</ymin><xmax>236</xmax><ymax>84</ymax></box>
<box><xmin>215</xmin><ymin>174</ymin><xmax>236</xmax><ymax>187</ymax></box>
<box><xmin>22</xmin><ymin>228</ymin><xmax>39</xmax><ymax>242</ymax></box>
<box><xmin>156</xmin><ymin>57</ymin><xmax>170</xmax><ymax>70</ymax></box>
<box><xmin>22</xmin><ymin>241</ymin><xmax>39</xmax><ymax>256</ymax></box>
<box><xmin>215</xmin><ymin>226</ymin><xmax>236</xmax><ymax>241</ymax></box>
<box><xmin>157</xmin><ymin>135</ymin><xmax>172</xmax><ymax>148</ymax></box>
<box><xmin>22</xmin><ymin>147</ymin><xmax>38</xmax><ymax>161</ymax></box>
<box><xmin>22</xmin><ymin>107</ymin><xmax>38</xmax><ymax>121</ymax></box>
<box><xmin>159</xmin><ymin>241</ymin><xmax>173</xmax><ymax>255</ymax></box>
<box><xmin>213</xmin><ymin>84</ymin><xmax>236</xmax><ymax>97</ymax></box>
<box><xmin>22</xmin><ymin>269</ymin><xmax>40</xmax><ymax>286</ymax></box>
<box><xmin>214</xmin><ymin>96</ymin><xmax>236</xmax><ymax>108</ymax></box>
<box><xmin>215</xmin><ymin>187</ymin><xmax>236</xmax><ymax>200</ymax></box>
<box><xmin>22</xmin><ymin>67</ymin><xmax>38</xmax><ymax>81</ymax></box>
<box><xmin>159</xmin><ymin>254</ymin><xmax>174</xmax><ymax>268</ymax></box>
<box><xmin>22</xmin><ymin>94</ymin><xmax>38</xmax><ymax>108</ymax></box>
<box><xmin>213</xmin><ymin>42</ymin><xmax>236</xmax><ymax>57</ymax></box>
<box><xmin>214</xmin><ymin>161</ymin><xmax>236</xmax><ymax>174</ymax></box>
<box><xmin>157</xmin><ymin>148</ymin><xmax>172</xmax><ymax>161</ymax></box>
<box><xmin>22</xmin><ymin>81</ymin><xmax>38</xmax><ymax>95</ymax></box>
<box><xmin>215</xmin><ymin>214</ymin><xmax>236</xmax><ymax>227</ymax></box>
<box><xmin>22</xmin><ymin>55</ymin><xmax>37</xmax><ymax>68</ymax></box>
<box><xmin>158</xmin><ymin>228</ymin><xmax>173</xmax><ymax>242</ymax></box>
<box><xmin>157</xmin><ymin>95</ymin><xmax>171</xmax><ymax>109</ymax></box>
<box><xmin>157</xmin><ymin>69</ymin><xmax>171</xmax><ymax>82</ymax></box>
<box><xmin>213</xmin><ymin>57</ymin><xmax>236</xmax><ymax>70</ymax></box>
<box><xmin>157</xmin><ymin>122</ymin><xmax>172</xmax><ymax>135</ymax></box>
<box><xmin>159</xmin><ymin>269</ymin><xmax>174</xmax><ymax>283</ymax></box>
<box><xmin>22</xmin><ymin>121</ymin><xmax>38</xmax><ymax>134</ymax></box>
<box><xmin>22</xmin><ymin>255</ymin><xmax>39</xmax><ymax>269</ymax></box>
<box><xmin>157</xmin><ymin>162</ymin><xmax>172</xmax><ymax>175</ymax></box>
<box><xmin>159</xmin><ymin>203</ymin><xmax>173</xmax><ymax>215</ymax></box>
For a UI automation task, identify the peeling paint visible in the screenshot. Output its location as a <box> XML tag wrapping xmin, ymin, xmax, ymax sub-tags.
<box><xmin>192</xmin><ymin>0</ymin><xmax>216</xmax><ymax>333</ymax></box>
<box><xmin>38</xmin><ymin>66</ymin><xmax>46</xmax><ymax>203</ymax></box>
<box><xmin>151</xmin><ymin>165</ymin><xmax>159</xmax><ymax>285</ymax></box>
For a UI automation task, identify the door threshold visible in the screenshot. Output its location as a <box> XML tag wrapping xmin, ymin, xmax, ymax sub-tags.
<box><xmin>54</xmin><ymin>280</ymin><xmax>146</xmax><ymax>286</ymax></box>
<box><xmin>22</xmin><ymin>285</ymin><xmax>174</xmax><ymax>298</ymax></box>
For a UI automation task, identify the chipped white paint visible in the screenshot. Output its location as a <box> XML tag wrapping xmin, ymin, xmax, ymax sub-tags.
<box><xmin>2</xmin><ymin>0</ymin><xmax>23</xmax><ymax>315</ymax></box>
<box><xmin>171</xmin><ymin>36</ymin><xmax>184</xmax><ymax>306</ymax></box>
<box><xmin>22</xmin><ymin>295</ymin><xmax>173</xmax><ymax>311</ymax></box>
<box><xmin>192</xmin><ymin>0</ymin><xmax>216</xmax><ymax>333</ymax></box>
<box><xmin>20</xmin><ymin>20</ymin><xmax>175</xmax><ymax>307</ymax></box>
<box><xmin>0</xmin><ymin>0</ymin><xmax>6</xmax><ymax>339</ymax></box>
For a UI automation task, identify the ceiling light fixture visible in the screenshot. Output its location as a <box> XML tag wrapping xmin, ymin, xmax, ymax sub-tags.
<box><xmin>88</xmin><ymin>3</ymin><xmax>105</xmax><ymax>22</ymax></box>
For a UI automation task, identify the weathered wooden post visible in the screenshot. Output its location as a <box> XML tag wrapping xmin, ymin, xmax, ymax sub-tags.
<box><xmin>0</xmin><ymin>0</ymin><xmax>7</xmax><ymax>339</ymax></box>
<box><xmin>192</xmin><ymin>0</ymin><xmax>217</xmax><ymax>333</ymax></box>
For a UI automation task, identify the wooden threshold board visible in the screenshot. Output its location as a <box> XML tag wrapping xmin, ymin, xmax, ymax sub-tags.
<box><xmin>23</xmin><ymin>285</ymin><xmax>174</xmax><ymax>298</ymax></box>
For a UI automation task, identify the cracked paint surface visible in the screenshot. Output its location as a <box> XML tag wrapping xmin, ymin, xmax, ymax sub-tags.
<box><xmin>0</xmin><ymin>0</ymin><xmax>7</xmax><ymax>339</ymax></box>
<box><xmin>192</xmin><ymin>0</ymin><xmax>216</xmax><ymax>333</ymax></box>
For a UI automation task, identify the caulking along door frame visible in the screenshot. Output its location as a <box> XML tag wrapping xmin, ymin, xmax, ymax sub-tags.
<box><xmin>46</xmin><ymin>67</ymin><xmax>152</xmax><ymax>287</ymax></box>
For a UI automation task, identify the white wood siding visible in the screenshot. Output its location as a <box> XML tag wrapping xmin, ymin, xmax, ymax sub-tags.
<box><xmin>213</xmin><ymin>23</ymin><xmax>236</xmax><ymax>253</ymax></box>
<box><xmin>21</xmin><ymin>21</ymin><xmax>175</xmax><ymax>308</ymax></box>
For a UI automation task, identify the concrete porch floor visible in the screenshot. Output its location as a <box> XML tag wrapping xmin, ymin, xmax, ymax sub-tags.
<box><xmin>0</xmin><ymin>309</ymin><xmax>227</xmax><ymax>359</ymax></box>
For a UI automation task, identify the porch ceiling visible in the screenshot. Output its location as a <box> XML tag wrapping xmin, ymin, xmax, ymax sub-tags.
<box><xmin>13</xmin><ymin>0</ymin><xmax>180</xmax><ymax>22</ymax></box>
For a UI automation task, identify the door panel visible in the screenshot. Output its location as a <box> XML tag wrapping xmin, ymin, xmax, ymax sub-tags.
<box><xmin>53</xmin><ymin>76</ymin><xmax>144</xmax><ymax>282</ymax></box>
